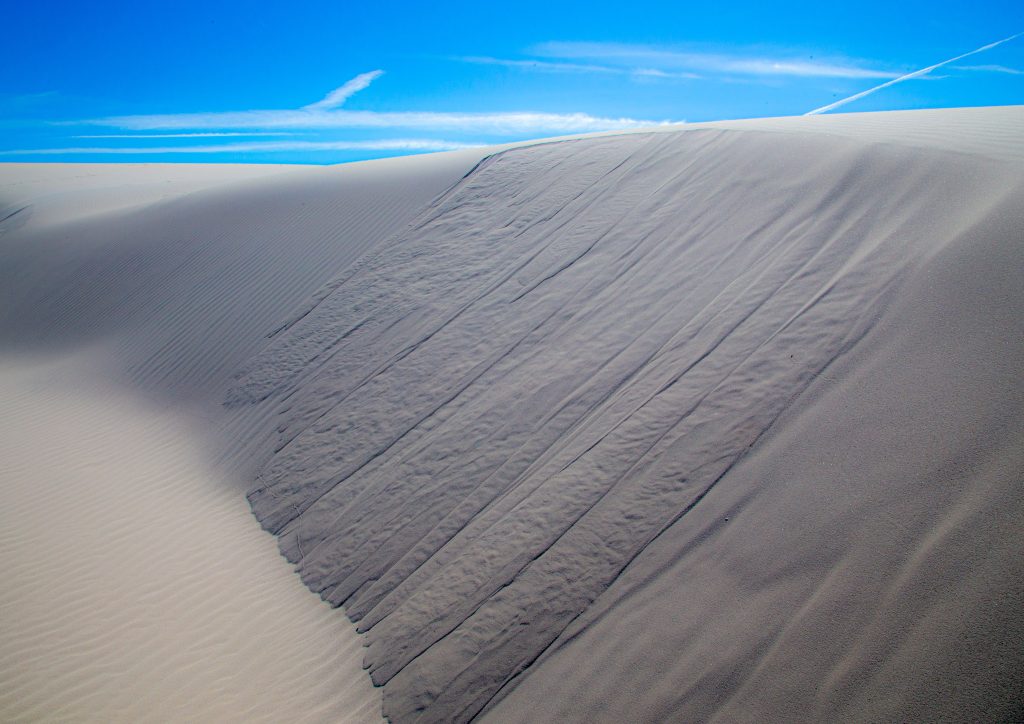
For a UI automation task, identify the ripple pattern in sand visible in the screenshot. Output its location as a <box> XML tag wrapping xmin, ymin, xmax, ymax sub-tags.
<box><xmin>0</xmin><ymin>358</ymin><xmax>382</xmax><ymax>723</ymax></box>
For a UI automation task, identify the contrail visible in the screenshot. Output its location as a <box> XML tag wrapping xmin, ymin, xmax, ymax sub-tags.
<box><xmin>805</xmin><ymin>32</ymin><xmax>1023</xmax><ymax>115</ymax></box>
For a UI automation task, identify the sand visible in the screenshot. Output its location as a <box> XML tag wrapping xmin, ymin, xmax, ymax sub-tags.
<box><xmin>0</xmin><ymin>354</ymin><xmax>381</xmax><ymax>722</ymax></box>
<box><xmin>232</xmin><ymin>108</ymin><xmax>1024</xmax><ymax>721</ymax></box>
<box><xmin>0</xmin><ymin>163</ymin><xmax>300</xmax><ymax>232</ymax></box>
<box><xmin>2</xmin><ymin>106</ymin><xmax>1022</xmax><ymax>723</ymax></box>
<box><xmin>0</xmin><ymin>151</ymin><xmax>482</xmax><ymax>721</ymax></box>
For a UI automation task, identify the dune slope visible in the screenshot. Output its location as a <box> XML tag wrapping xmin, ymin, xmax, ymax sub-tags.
<box><xmin>230</xmin><ymin>108</ymin><xmax>1024</xmax><ymax>722</ymax></box>
<box><xmin>0</xmin><ymin>152</ymin><xmax>479</xmax><ymax>401</ymax></box>
<box><xmin>0</xmin><ymin>152</ymin><xmax>481</xmax><ymax>722</ymax></box>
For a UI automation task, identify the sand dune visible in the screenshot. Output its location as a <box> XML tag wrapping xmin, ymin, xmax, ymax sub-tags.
<box><xmin>0</xmin><ymin>153</ymin><xmax>482</xmax><ymax>721</ymax></box>
<box><xmin>2</xmin><ymin>107</ymin><xmax>1022</xmax><ymax>723</ymax></box>
<box><xmin>231</xmin><ymin>108</ymin><xmax>1024</xmax><ymax>721</ymax></box>
<box><xmin>0</xmin><ymin>163</ymin><xmax>295</xmax><ymax>232</ymax></box>
<box><xmin>0</xmin><ymin>152</ymin><xmax>480</xmax><ymax>398</ymax></box>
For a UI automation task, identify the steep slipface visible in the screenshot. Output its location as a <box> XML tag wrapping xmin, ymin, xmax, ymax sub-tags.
<box><xmin>485</xmin><ymin>190</ymin><xmax>1024</xmax><ymax>723</ymax></box>
<box><xmin>232</xmin><ymin>118</ymin><xmax>1024</xmax><ymax>721</ymax></box>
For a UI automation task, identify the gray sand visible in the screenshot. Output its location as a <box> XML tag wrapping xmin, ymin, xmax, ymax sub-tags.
<box><xmin>234</xmin><ymin>108</ymin><xmax>1024</xmax><ymax>722</ymax></box>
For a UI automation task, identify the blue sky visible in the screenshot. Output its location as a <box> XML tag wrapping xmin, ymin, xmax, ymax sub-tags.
<box><xmin>2</xmin><ymin>1</ymin><xmax>1022</xmax><ymax>164</ymax></box>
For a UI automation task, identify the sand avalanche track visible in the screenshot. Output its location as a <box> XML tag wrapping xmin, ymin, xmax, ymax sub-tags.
<box><xmin>234</xmin><ymin>112</ymin><xmax>1024</xmax><ymax>721</ymax></box>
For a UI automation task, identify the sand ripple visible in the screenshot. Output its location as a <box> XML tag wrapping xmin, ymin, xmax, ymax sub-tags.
<box><xmin>0</xmin><ymin>357</ymin><xmax>382</xmax><ymax>723</ymax></box>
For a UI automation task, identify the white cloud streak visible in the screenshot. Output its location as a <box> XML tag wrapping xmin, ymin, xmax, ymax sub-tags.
<box><xmin>0</xmin><ymin>138</ymin><xmax>480</xmax><ymax>156</ymax></box>
<box><xmin>952</xmin><ymin>63</ymin><xmax>1023</xmax><ymax>75</ymax></box>
<box><xmin>805</xmin><ymin>32</ymin><xmax>1024</xmax><ymax>115</ymax></box>
<box><xmin>461</xmin><ymin>56</ymin><xmax>621</xmax><ymax>74</ymax></box>
<box><xmin>631</xmin><ymin>68</ymin><xmax>700</xmax><ymax>79</ymax></box>
<box><xmin>459</xmin><ymin>56</ymin><xmax>700</xmax><ymax>79</ymax></box>
<box><xmin>531</xmin><ymin>41</ymin><xmax>899</xmax><ymax>79</ymax></box>
<box><xmin>303</xmin><ymin>70</ymin><xmax>384</xmax><ymax>110</ymax></box>
<box><xmin>79</xmin><ymin>108</ymin><xmax>666</xmax><ymax>134</ymax></box>
<box><xmin>58</xmin><ymin>68</ymin><xmax>671</xmax><ymax>149</ymax></box>
<box><xmin>73</xmin><ymin>132</ymin><xmax>298</xmax><ymax>138</ymax></box>
<box><xmin>1</xmin><ymin>91</ymin><xmax>59</xmax><ymax>108</ymax></box>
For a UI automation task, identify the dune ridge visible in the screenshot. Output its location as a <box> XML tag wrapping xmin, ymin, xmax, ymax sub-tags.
<box><xmin>0</xmin><ymin>152</ymin><xmax>481</xmax><ymax>398</ymax></box>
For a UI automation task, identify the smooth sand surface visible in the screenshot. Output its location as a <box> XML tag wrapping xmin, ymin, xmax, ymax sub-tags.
<box><xmin>2</xmin><ymin>107</ymin><xmax>1022</xmax><ymax>723</ymax></box>
<box><xmin>0</xmin><ymin>354</ymin><xmax>382</xmax><ymax>723</ymax></box>
<box><xmin>0</xmin><ymin>163</ymin><xmax>296</xmax><ymax>231</ymax></box>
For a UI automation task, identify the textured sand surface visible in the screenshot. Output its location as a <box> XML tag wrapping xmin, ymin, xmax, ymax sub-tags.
<box><xmin>228</xmin><ymin>107</ymin><xmax>1024</xmax><ymax>722</ymax></box>
<box><xmin>0</xmin><ymin>152</ymin><xmax>480</xmax><ymax>399</ymax></box>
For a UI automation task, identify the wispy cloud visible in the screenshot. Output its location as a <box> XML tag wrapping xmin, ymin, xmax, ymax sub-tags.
<box><xmin>631</xmin><ymin>68</ymin><xmax>701</xmax><ymax>79</ymax></box>
<box><xmin>78</xmin><ymin>109</ymin><xmax>666</xmax><ymax>134</ymax></box>
<box><xmin>459</xmin><ymin>55</ymin><xmax>699</xmax><ymax>79</ymax></box>
<box><xmin>531</xmin><ymin>41</ymin><xmax>899</xmax><ymax>79</ymax></box>
<box><xmin>1</xmin><ymin>91</ymin><xmax>60</xmax><ymax>108</ymax></box>
<box><xmin>461</xmin><ymin>56</ymin><xmax>620</xmax><ymax>74</ymax></box>
<box><xmin>952</xmin><ymin>63</ymin><xmax>1023</xmax><ymax>75</ymax></box>
<box><xmin>303</xmin><ymin>70</ymin><xmax>384</xmax><ymax>110</ymax></box>
<box><xmin>806</xmin><ymin>32</ymin><xmax>1024</xmax><ymax>115</ymax></box>
<box><xmin>44</xmin><ymin>69</ymin><xmax>671</xmax><ymax>160</ymax></box>
<box><xmin>0</xmin><ymin>138</ymin><xmax>480</xmax><ymax>156</ymax></box>
<box><xmin>73</xmin><ymin>132</ymin><xmax>299</xmax><ymax>139</ymax></box>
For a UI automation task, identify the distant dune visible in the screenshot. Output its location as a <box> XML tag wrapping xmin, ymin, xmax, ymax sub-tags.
<box><xmin>1</xmin><ymin>106</ymin><xmax>1022</xmax><ymax>723</ymax></box>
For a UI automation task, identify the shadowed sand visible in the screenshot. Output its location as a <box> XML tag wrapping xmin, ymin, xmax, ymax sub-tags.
<box><xmin>2</xmin><ymin>107</ymin><xmax>1023</xmax><ymax>723</ymax></box>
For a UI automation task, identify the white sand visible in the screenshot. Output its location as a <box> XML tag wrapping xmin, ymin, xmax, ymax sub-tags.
<box><xmin>2</xmin><ymin>107</ymin><xmax>1022</xmax><ymax>723</ymax></box>
<box><xmin>0</xmin><ymin>152</ymin><xmax>481</xmax><ymax>722</ymax></box>
<box><xmin>484</xmin><ymin>132</ymin><xmax>1024</xmax><ymax>722</ymax></box>
<box><xmin>0</xmin><ymin>163</ymin><xmax>296</xmax><ymax>231</ymax></box>
<box><xmin>0</xmin><ymin>354</ymin><xmax>381</xmax><ymax>722</ymax></box>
